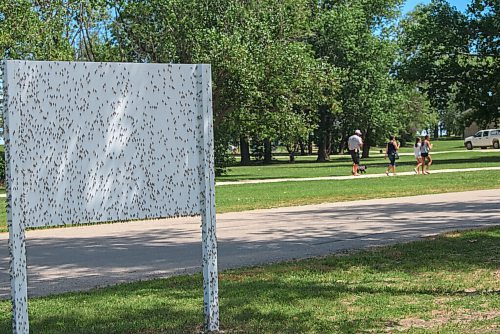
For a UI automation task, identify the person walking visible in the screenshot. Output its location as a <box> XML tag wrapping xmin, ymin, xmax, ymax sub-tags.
<box><xmin>385</xmin><ymin>135</ymin><xmax>400</xmax><ymax>176</ymax></box>
<box><xmin>414</xmin><ymin>137</ymin><xmax>424</xmax><ymax>174</ymax></box>
<box><xmin>348</xmin><ymin>129</ymin><xmax>363</xmax><ymax>176</ymax></box>
<box><xmin>421</xmin><ymin>134</ymin><xmax>433</xmax><ymax>174</ymax></box>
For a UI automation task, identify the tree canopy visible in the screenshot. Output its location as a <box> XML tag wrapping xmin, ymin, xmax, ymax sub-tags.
<box><xmin>397</xmin><ymin>0</ymin><xmax>499</xmax><ymax>131</ymax></box>
<box><xmin>1</xmin><ymin>0</ymin><xmax>497</xmax><ymax>172</ymax></box>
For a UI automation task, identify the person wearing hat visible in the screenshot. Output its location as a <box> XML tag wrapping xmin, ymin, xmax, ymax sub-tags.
<box><xmin>348</xmin><ymin>129</ymin><xmax>363</xmax><ymax>176</ymax></box>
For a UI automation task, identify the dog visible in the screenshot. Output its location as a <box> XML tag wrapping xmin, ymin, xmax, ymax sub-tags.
<box><xmin>357</xmin><ymin>165</ymin><xmax>367</xmax><ymax>174</ymax></box>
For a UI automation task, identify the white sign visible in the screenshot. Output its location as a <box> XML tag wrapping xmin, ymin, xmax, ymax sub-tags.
<box><xmin>3</xmin><ymin>60</ymin><xmax>219</xmax><ymax>333</ymax></box>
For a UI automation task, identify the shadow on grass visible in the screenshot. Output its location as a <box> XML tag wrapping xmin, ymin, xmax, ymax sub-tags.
<box><xmin>430</xmin><ymin>155</ymin><xmax>500</xmax><ymax>165</ymax></box>
<box><xmin>0</xmin><ymin>227</ymin><xmax>498</xmax><ymax>333</ymax></box>
<box><xmin>2</xmin><ymin>196</ymin><xmax>499</xmax><ymax>298</ymax></box>
<box><xmin>31</xmin><ymin>301</ymin><xmax>202</xmax><ymax>334</ymax></box>
<box><xmin>227</xmin><ymin>150</ymin><xmax>499</xmax><ymax>168</ymax></box>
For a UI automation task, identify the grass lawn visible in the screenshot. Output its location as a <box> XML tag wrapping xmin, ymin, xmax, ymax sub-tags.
<box><xmin>219</xmin><ymin>148</ymin><xmax>499</xmax><ymax>182</ymax></box>
<box><xmin>216</xmin><ymin>170</ymin><xmax>500</xmax><ymax>213</ymax></box>
<box><xmin>0</xmin><ymin>139</ymin><xmax>498</xmax><ymax>232</ymax></box>
<box><xmin>1</xmin><ymin>227</ymin><xmax>498</xmax><ymax>333</ymax></box>
<box><xmin>1</xmin><ymin>170</ymin><xmax>499</xmax><ymax>233</ymax></box>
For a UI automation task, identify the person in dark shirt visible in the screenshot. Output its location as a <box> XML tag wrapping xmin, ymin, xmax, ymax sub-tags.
<box><xmin>421</xmin><ymin>135</ymin><xmax>433</xmax><ymax>174</ymax></box>
<box><xmin>385</xmin><ymin>135</ymin><xmax>400</xmax><ymax>176</ymax></box>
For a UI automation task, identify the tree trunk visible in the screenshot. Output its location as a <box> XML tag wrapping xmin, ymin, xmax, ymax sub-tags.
<box><xmin>337</xmin><ymin>141</ymin><xmax>344</xmax><ymax>155</ymax></box>
<box><xmin>299</xmin><ymin>140</ymin><xmax>306</xmax><ymax>156</ymax></box>
<box><xmin>362</xmin><ymin>144</ymin><xmax>370</xmax><ymax>159</ymax></box>
<box><xmin>287</xmin><ymin>144</ymin><xmax>298</xmax><ymax>163</ymax></box>
<box><xmin>361</xmin><ymin>127</ymin><xmax>372</xmax><ymax>159</ymax></box>
<box><xmin>239</xmin><ymin>135</ymin><xmax>251</xmax><ymax>165</ymax></box>
<box><xmin>308</xmin><ymin>137</ymin><xmax>313</xmax><ymax>155</ymax></box>
<box><xmin>263</xmin><ymin>138</ymin><xmax>272</xmax><ymax>164</ymax></box>
<box><xmin>317</xmin><ymin>135</ymin><xmax>331</xmax><ymax>162</ymax></box>
<box><xmin>433</xmin><ymin>124</ymin><xmax>439</xmax><ymax>139</ymax></box>
<box><xmin>316</xmin><ymin>108</ymin><xmax>331</xmax><ymax>162</ymax></box>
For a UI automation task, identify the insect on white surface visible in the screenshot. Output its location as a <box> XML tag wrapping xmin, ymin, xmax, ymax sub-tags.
<box><xmin>3</xmin><ymin>60</ymin><xmax>219</xmax><ymax>333</ymax></box>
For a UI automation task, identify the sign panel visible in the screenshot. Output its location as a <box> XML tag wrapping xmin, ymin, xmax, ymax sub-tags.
<box><xmin>3</xmin><ymin>60</ymin><xmax>219</xmax><ymax>333</ymax></box>
<box><xmin>4</xmin><ymin>61</ymin><xmax>209</xmax><ymax>227</ymax></box>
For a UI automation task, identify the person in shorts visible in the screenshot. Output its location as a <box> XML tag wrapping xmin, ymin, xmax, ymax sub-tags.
<box><xmin>414</xmin><ymin>137</ymin><xmax>423</xmax><ymax>174</ymax></box>
<box><xmin>385</xmin><ymin>135</ymin><xmax>400</xmax><ymax>176</ymax></box>
<box><xmin>420</xmin><ymin>134</ymin><xmax>433</xmax><ymax>174</ymax></box>
<box><xmin>348</xmin><ymin>130</ymin><xmax>363</xmax><ymax>176</ymax></box>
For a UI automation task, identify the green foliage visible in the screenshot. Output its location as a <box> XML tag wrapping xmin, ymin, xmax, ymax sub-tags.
<box><xmin>0</xmin><ymin>1</ymin><xmax>122</xmax><ymax>61</ymax></box>
<box><xmin>113</xmin><ymin>0</ymin><xmax>338</xmax><ymax>167</ymax></box>
<box><xmin>392</xmin><ymin>84</ymin><xmax>438</xmax><ymax>141</ymax></box>
<box><xmin>460</xmin><ymin>0</ymin><xmax>499</xmax><ymax>126</ymax></box>
<box><xmin>2</xmin><ymin>0</ymin><xmax>495</xmax><ymax>171</ymax></box>
<box><xmin>313</xmin><ymin>0</ymin><xmax>408</xmax><ymax>156</ymax></box>
<box><xmin>397</xmin><ymin>0</ymin><xmax>470</xmax><ymax>131</ymax></box>
<box><xmin>0</xmin><ymin>150</ymin><xmax>4</xmax><ymax>182</ymax></box>
<box><xmin>0</xmin><ymin>0</ymin><xmax>73</xmax><ymax>59</ymax></box>
<box><xmin>397</xmin><ymin>0</ymin><xmax>499</xmax><ymax>129</ymax></box>
<box><xmin>214</xmin><ymin>129</ymin><xmax>235</xmax><ymax>177</ymax></box>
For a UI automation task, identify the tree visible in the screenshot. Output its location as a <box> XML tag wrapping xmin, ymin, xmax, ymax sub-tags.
<box><xmin>459</xmin><ymin>0</ymin><xmax>499</xmax><ymax>126</ymax></box>
<box><xmin>113</xmin><ymin>0</ymin><xmax>338</xmax><ymax>167</ymax></box>
<box><xmin>396</xmin><ymin>0</ymin><xmax>499</xmax><ymax>132</ymax></box>
<box><xmin>219</xmin><ymin>0</ymin><xmax>338</xmax><ymax>164</ymax></box>
<box><xmin>313</xmin><ymin>0</ymin><xmax>405</xmax><ymax>159</ymax></box>
<box><xmin>112</xmin><ymin>0</ymin><xmax>261</xmax><ymax>171</ymax></box>
<box><xmin>392</xmin><ymin>83</ymin><xmax>438</xmax><ymax>142</ymax></box>
<box><xmin>0</xmin><ymin>0</ymin><xmax>73</xmax><ymax>60</ymax></box>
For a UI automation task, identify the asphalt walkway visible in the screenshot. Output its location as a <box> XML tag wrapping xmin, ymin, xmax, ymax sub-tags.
<box><xmin>1</xmin><ymin>189</ymin><xmax>499</xmax><ymax>299</ymax></box>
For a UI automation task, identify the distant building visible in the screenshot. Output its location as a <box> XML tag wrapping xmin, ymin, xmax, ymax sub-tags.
<box><xmin>464</xmin><ymin>120</ymin><xmax>499</xmax><ymax>137</ymax></box>
<box><xmin>462</xmin><ymin>108</ymin><xmax>499</xmax><ymax>137</ymax></box>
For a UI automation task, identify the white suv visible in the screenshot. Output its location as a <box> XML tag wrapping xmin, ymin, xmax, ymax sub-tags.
<box><xmin>464</xmin><ymin>129</ymin><xmax>500</xmax><ymax>150</ymax></box>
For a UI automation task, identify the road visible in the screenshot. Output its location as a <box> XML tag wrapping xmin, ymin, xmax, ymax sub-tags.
<box><xmin>1</xmin><ymin>189</ymin><xmax>499</xmax><ymax>299</ymax></box>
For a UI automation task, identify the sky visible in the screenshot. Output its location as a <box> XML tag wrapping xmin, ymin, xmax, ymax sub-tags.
<box><xmin>402</xmin><ymin>0</ymin><xmax>470</xmax><ymax>15</ymax></box>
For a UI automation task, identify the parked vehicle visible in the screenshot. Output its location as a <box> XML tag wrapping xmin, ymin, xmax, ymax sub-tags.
<box><xmin>464</xmin><ymin>129</ymin><xmax>500</xmax><ymax>150</ymax></box>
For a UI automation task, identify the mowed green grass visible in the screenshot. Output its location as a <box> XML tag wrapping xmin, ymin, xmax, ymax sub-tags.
<box><xmin>219</xmin><ymin>147</ymin><xmax>499</xmax><ymax>182</ymax></box>
<box><xmin>216</xmin><ymin>170</ymin><xmax>500</xmax><ymax>213</ymax></box>
<box><xmin>0</xmin><ymin>139</ymin><xmax>498</xmax><ymax>232</ymax></box>
<box><xmin>0</xmin><ymin>168</ymin><xmax>499</xmax><ymax>232</ymax></box>
<box><xmin>1</xmin><ymin>227</ymin><xmax>498</xmax><ymax>334</ymax></box>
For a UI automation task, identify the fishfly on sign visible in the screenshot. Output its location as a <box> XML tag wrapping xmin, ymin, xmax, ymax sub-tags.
<box><xmin>3</xmin><ymin>60</ymin><xmax>219</xmax><ymax>333</ymax></box>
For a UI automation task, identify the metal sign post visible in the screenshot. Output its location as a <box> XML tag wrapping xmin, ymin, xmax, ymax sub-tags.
<box><xmin>200</xmin><ymin>64</ymin><xmax>219</xmax><ymax>331</ymax></box>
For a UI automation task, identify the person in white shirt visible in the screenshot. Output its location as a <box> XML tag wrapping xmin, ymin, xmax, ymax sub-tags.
<box><xmin>348</xmin><ymin>129</ymin><xmax>363</xmax><ymax>176</ymax></box>
<box><xmin>414</xmin><ymin>137</ymin><xmax>423</xmax><ymax>174</ymax></box>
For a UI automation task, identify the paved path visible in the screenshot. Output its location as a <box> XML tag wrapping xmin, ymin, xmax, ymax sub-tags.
<box><xmin>1</xmin><ymin>189</ymin><xmax>499</xmax><ymax>299</ymax></box>
<box><xmin>216</xmin><ymin>166</ymin><xmax>500</xmax><ymax>186</ymax></box>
